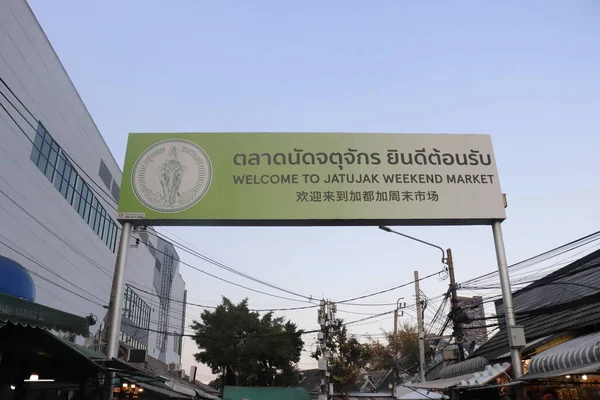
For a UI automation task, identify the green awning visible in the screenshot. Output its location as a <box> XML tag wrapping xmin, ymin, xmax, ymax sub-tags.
<box><xmin>0</xmin><ymin>325</ymin><xmax>105</xmax><ymax>383</ymax></box>
<box><xmin>0</xmin><ymin>292</ymin><xmax>92</xmax><ymax>336</ymax></box>
<box><xmin>223</xmin><ymin>386</ymin><xmax>312</xmax><ymax>400</ymax></box>
<box><xmin>106</xmin><ymin>358</ymin><xmax>194</xmax><ymax>399</ymax></box>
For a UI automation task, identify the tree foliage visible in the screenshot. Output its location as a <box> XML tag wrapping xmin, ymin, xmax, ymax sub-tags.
<box><xmin>191</xmin><ymin>297</ymin><xmax>304</xmax><ymax>388</ymax></box>
<box><xmin>310</xmin><ymin>320</ymin><xmax>421</xmax><ymax>393</ymax></box>
<box><xmin>368</xmin><ymin>322</ymin><xmax>420</xmax><ymax>376</ymax></box>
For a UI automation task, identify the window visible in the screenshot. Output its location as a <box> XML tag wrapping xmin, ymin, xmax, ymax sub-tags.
<box><xmin>100</xmin><ymin>208</ymin><xmax>108</xmax><ymax>242</ymax></box>
<box><xmin>30</xmin><ymin>123</ymin><xmax>59</xmax><ymax>183</ymax></box>
<box><xmin>123</xmin><ymin>285</ymin><xmax>151</xmax><ymax>331</ymax></box>
<box><xmin>98</xmin><ymin>159</ymin><xmax>113</xmax><ymax>190</ymax></box>
<box><xmin>173</xmin><ymin>332</ymin><xmax>182</xmax><ymax>355</ymax></box>
<box><xmin>73</xmin><ymin>179</ymin><xmax>83</xmax><ymax>217</ymax></box>
<box><xmin>54</xmin><ymin>153</ymin><xmax>77</xmax><ymax>205</ymax></box>
<box><xmin>76</xmin><ymin>181</ymin><xmax>93</xmax><ymax>222</ymax></box>
<box><xmin>108</xmin><ymin>222</ymin><xmax>115</xmax><ymax>249</ymax></box>
<box><xmin>120</xmin><ymin>331</ymin><xmax>147</xmax><ymax>351</ymax></box>
<box><xmin>109</xmin><ymin>221</ymin><xmax>117</xmax><ymax>249</ymax></box>
<box><xmin>111</xmin><ymin>225</ymin><xmax>118</xmax><ymax>251</ymax></box>
<box><xmin>29</xmin><ymin>121</ymin><xmax>120</xmax><ymax>253</ymax></box>
<box><xmin>90</xmin><ymin>198</ymin><xmax>99</xmax><ymax>231</ymax></box>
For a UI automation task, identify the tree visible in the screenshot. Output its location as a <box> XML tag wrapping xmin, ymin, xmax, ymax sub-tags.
<box><xmin>208</xmin><ymin>376</ymin><xmax>222</xmax><ymax>391</ymax></box>
<box><xmin>392</xmin><ymin>322</ymin><xmax>420</xmax><ymax>375</ymax></box>
<box><xmin>191</xmin><ymin>297</ymin><xmax>304</xmax><ymax>388</ymax></box>
<box><xmin>311</xmin><ymin>318</ymin><xmax>373</xmax><ymax>394</ymax></box>
<box><xmin>368</xmin><ymin>323</ymin><xmax>420</xmax><ymax>376</ymax></box>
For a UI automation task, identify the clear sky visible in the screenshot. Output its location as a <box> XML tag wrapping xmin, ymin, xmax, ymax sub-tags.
<box><xmin>28</xmin><ymin>0</ymin><xmax>600</xmax><ymax>382</ymax></box>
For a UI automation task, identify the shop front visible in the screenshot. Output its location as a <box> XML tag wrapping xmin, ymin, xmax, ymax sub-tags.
<box><xmin>0</xmin><ymin>324</ymin><xmax>105</xmax><ymax>399</ymax></box>
<box><xmin>518</xmin><ymin>330</ymin><xmax>600</xmax><ymax>400</ymax></box>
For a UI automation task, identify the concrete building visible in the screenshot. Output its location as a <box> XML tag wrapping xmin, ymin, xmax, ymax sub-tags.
<box><xmin>456</xmin><ymin>296</ymin><xmax>488</xmax><ymax>348</ymax></box>
<box><xmin>0</xmin><ymin>0</ymin><xmax>186</xmax><ymax>366</ymax></box>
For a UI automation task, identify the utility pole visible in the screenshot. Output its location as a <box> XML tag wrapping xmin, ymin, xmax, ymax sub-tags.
<box><xmin>393</xmin><ymin>298</ymin><xmax>406</xmax><ymax>336</ymax></box>
<box><xmin>414</xmin><ymin>271</ymin><xmax>426</xmax><ymax>382</ymax></box>
<box><xmin>317</xmin><ymin>300</ymin><xmax>336</xmax><ymax>400</ymax></box>
<box><xmin>378</xmin><ymin>227</ymin><xmax>466</xmax><ymax>363</ymax></box>
<box><xmin>446</xmin><ymin>249</ymin><xmax>465</xmax><ymax>362</ymax></box>
<box><xmin>392</xmin><ymin>298</ymin><xmax>406</xmax><ymax>397</ymax></box>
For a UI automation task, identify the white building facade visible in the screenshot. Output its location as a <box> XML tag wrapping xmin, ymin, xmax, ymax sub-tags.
<box><xmin>0</xmin><ymin>0</ymin><xmax>186</xmax><ymax>366</ymax></box>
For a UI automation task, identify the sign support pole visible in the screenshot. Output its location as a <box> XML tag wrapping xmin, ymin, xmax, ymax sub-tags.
<box><xmin>103</xmin><ymin>221</ymin><xmax>133</xmax><ymax>400</ymax></box>
<box><xmin>491</xmin><ymin>221</ymin><xmax>523</xmax><ymax>378</ymax></box>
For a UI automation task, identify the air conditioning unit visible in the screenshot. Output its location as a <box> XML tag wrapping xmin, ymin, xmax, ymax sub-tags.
<box><xmin>128</xmin><ymin>349</ymin><xmax>147</xmax><ymax>363</ymax></box>
<box><xmin>168</xmin><ymin>362</ymin><xmax>181</xmax><ymax>372</ymax></box>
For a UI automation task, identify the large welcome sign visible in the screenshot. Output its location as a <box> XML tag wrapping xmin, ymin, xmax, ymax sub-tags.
<box><xmin>117</xmin><ymin>133</ymin><xmax>506</xmax><ymax>226</ymax></box>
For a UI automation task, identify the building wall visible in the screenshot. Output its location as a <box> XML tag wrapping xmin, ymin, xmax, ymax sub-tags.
<box><xmin>457</xmin><ymin>296</ymin><xmax>488</xmax><ymax>347</ymax></box>
<box><xmin>0</xmin><ymin>0</ymin><xmax>185</xmax><ymax>363</ymax></box>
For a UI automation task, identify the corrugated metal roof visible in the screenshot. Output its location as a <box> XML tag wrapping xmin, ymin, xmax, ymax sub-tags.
<box><xmin>407</xmin><ymin>363</ymin><xmax>510</xmax><ymax>391</ymax></box>
<box><xmin>495</xmin><ymin>335</ymin><xmax>553</xmax><ymax>359</ymax></box>
<box><xmin>528</xmin><ymin>331</ymin><xmax>600</xmax><ymax>375</ymax></box>
<box><xmin>455</xmin><ymin>363</ymin><xmax>511</xmax><ymax>388</ymax></box>
<box><xmin>495</xmin><ymin>249</ymin><xmax>600</xmax><ymax>318</ymax></box>
<box><xmin>396</xmin><ymin>386</ymin><xmax>447</xmax><ymax>399</ymax></box>
<box><xmin>471</xmin><ymin>249</ymin><xmax>600</xmax><ymax>361</ymax></box>
<box><xmin>439</xmin><ymin>357</ymin><xmax>488</xmax><ymax>379</ymax></box>
<box><xmin>406</xmin><ymin>372</ymin><xmax>476</xmax><ymax>390</ymax></box>
<box><xmin>520</xmin><ymin>361</ymin><xmax>600</xmax><ymax>381</ymax></box>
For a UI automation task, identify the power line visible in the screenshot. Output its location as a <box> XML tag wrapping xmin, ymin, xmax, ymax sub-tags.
<box><xmin>0</xmin><ymin>181</ymin><xmax>160</xmax><ymax>297</ymax></box>
<box><xmin>138</xmin><ymin>239</ymin><xmax>313</xmax><ymax>304</ymax></box>
<box><xmin>335</xmin><ymin>270</ymin><xmax>443</xmax><ymax>304</ymax></box>
<box><xmin>128</xmin><ymin>283</ymin><xmax>318</xmax><ymax>313</ymax></box>
<box><xmin>2</xmin><ymin>79</ymin><xmax>319</xmax><ymax>304</ymax></box>
<box><xmin>0</xmin><ymin>77</ymin><xmax>121</xmax><ymax>213</ymax></box>
<box><xmin>2</xmin><ymin>81</ymin><xmax>319</xmax><ymax>307</ymax></box>
<box><xmin>0</xmin><ymin>237</ymin><xmax>104</xmax><ymax>307</ymax></box>
<box><xmin>3</xmin><ymin>78</ymin><xmax>441</xmax><ymax>311</ymax></box>
<box><xmin>158</xmin><ymin>227</ymin><xmax>315</xmax><ymax>301</ymax></box>
<box><xmin>123</xmin><ymin>310</ymin><xmax>396</xmax><ymax>339</ymax></box>
<box><xmin>0</xmin><ymin>179</ymin><xmax>319</xmax><ymax>318</ymax></box>
<box><xmin>462</xmin><ymin>229</ymin><xmax>600</xmax><ymax>286</ymax></box>
<box><xmin>343</xmin><ymin>310</ymin><xmax>396</xmax><ymax>326</ymax></box>
<box><xmin>143</xmin><ymin>229</ymin><xmax>314</xmax><ymax>302</ymax></box>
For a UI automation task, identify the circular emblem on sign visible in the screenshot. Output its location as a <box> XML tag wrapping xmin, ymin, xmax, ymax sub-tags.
<box><xmin>132</xmin><ymin>139</ymin><xmax>212</xmax><ymax>213</ymax></box>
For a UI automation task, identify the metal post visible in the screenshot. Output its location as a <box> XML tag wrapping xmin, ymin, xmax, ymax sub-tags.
<box><xmin>103</xmin><ymin>221</ymin><xmax>132</xmax><ymax>400</ymax></box>
<box><xmin>414</xmin><ymin>271</ymin><xmax>426</xmax><ymax>382</ymax></box>
<box><xmin>491</xmin><ymin>221</ymin><xmax>524</xmax><ymax>378</ymax></box>
<box><xmin>446</xmin><ymin>249</ymin><xmax>465</xmax><ymax>361</ymax></box>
